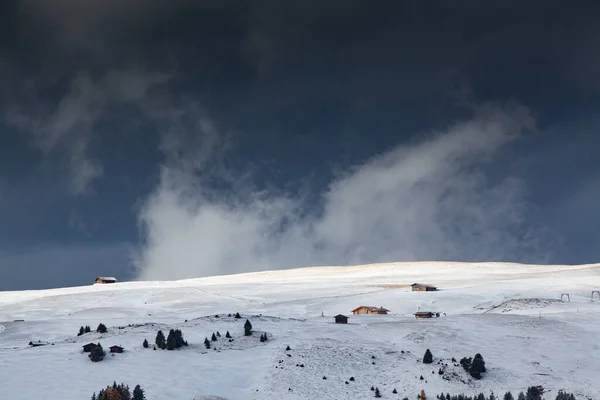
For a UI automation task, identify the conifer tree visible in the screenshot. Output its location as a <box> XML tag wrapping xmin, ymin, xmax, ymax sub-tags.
<box><xmin>423</xmin><ymin>349</ymin><xmax>433</xmax><ymax>364</ymax></box>
<box><xmin>517</xmin><ymin>393</ymin><xmax>525</xmax><ymax>400</ymax></box>
<box><xmin>167</xmin><ymin>329</ymin><xmax>177</xmax><ymax>350</ymax></box>
<box><xmin>393</xmin><ymin>388</ymin><xmax>398</xmax><ymax>394</ymax></box>
<box><xmin>204</xmin><ymin>337</ymin><xmax>211</xmax><ymax>349</ymax></box>
<box><xmin>226</xmin><ymin>331</ymin><xmax>231</xmax><ymax>338</ymax></box>
<box><xmin>525</xmin><ymin>386</ymin><xmax>542</xmax><ymax>400</ymax></box>
<box><xmin>244</xmin><ymin>319</ymin><xmax>253</xmax><ymax>336</ymax></box>
<box><xmin>155</xmin><ymin>330</ymin><xmax>166</xmax><ymax>349</ymax></box>
<box><xmin>78</xmin><ymin>326</ymin><xmax>85</xmax><ymax>336</ymax></box>
<box><xmin>212</xmin><ymin>332</ymin><xmax>217</xmax><ymax>341</ymax></box>
<box><xmin>143</xmin><ymin>339</ymin><xmax>149</xmax><ymax>348</ymax></box>
<box><xmin>132</xmin><ymin>384</ymin><xmax>146</xmax><ymax>400</ymax></box>
<box><xmin>469</xmin><ymin>354</ymin><xmax>486</xmax><ymax>379</ymax></box>
<box><xmin>216</xmin><ymin>331</ymin><xmax>221</xmax><ymax>337</ymax></box>
<box><xmin>174</xmin><ymin>329</ymin><xmax>186</xmax><ymax>347</ymax></box>
<box><xmin>97</xmin><ymin>323</ymin><xmax>107</xmax><ymax>333</ymax></box>
<box><xmin>235</xmin><ymin>312</ymin><xmax>241</xmax><ymax>319</ymax></box>
<box><xmin>375</xmin><ymin>387</ymin><xmax>381</xmax><ymax>398</ymax></box>
<box><xmin>554</xmin><ymin>391</ymin><xmax>576</xmax><ymax>400</ymax></box>
<box><xmin>89</xmin><ymin>343</ymin><xmax>106</xmax><ymax>362</ymax></box>
<box><xmin>503</xmin><ymin>392</ymin><xmax>514</xmax><ymax>400</ymax></box>
<box><xmin>420</xmin><ymin>389</ymin><xmax>427</xmax><ymax>400</ymax></box>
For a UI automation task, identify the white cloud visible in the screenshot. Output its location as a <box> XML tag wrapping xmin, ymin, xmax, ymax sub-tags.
<box><xmin>133</xmin><ymin>103</ymin><xmax>555</xmax><ymax>281</ymax></box>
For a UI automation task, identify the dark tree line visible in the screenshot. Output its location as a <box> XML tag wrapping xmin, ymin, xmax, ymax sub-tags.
<box><xmin>91</xmin><ymin>382</ymin><xmax>145</xmax><ymax>400</ymax></box>
<box><xmin>154</xmin><ymin>329</ymin><xmax>187</xmax><ymax>350</ymax></box>
<box><xmin>436</xmin><ymin>387</ymin><xmax>577</xmax><ymax>400</ymax></box>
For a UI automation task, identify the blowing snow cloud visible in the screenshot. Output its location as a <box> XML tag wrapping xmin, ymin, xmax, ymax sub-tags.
<box><xmin>134</xmin><ymin>103</ymin><xmax>556</xmax><ymax>281</ymax></box>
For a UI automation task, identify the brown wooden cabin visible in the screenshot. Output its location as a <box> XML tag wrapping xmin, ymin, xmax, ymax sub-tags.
<box><xmin>95</xmin><ymin>276</ymin><xmax>117</xmax><ymax>284</ymax></box>
<box><xmin>109</xmin><ymin>345</ymin><xmax>124</xmax><ymax>353</ymax></box>
<box><xmin>352</xmin><ymin>306</ymin><xmax>389</xmax><ymax>315</ymax></box>
<box><xmin>334</xmin><ymin>314</ymin><xmax>348</xmax><ymax>324</ymax></box>
<box><xmin>411</xmin><ymin>283</ymin><xmax>437</xmax><ymax>292</ymax></box>
<box><xmin>414</xmin><ymin>311</ymin><xmax>440</xmax><ymax>319</ymax></box>
<box><xmin>82</xmin><ymin>343</ymin><xmax>99</xmax><ymax>352</ymax></box>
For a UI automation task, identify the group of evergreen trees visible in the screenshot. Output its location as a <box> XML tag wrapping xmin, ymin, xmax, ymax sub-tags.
<box><xmin>259</xmin><ymin>332</ymin><xmax>269</xmax><ymax>342</ymax></box>
<box><xmin>77</xmin><ymin>325</ymin><xmax>91</xmax><ymax>336</ymax></box>
<box><xmin>460</xmin><ymin>353</ymin><xmax>486</xmax><ymax>379</ymax></box>
<box><xmin>435</xmin><ymin>387</ymin><xmax>576</xmax><ymax>400</ymax></box>
<box><xmin>153</xmin><ymin>329</ymin><xmax>187</xmax><ymax>350</ymax></box>
<box><xmin>91</xmin><ymin>382</ymin><xmax>145</xmax><ymax>400</ymax></box>
<box><xmin>77</xmin><ymin>323</ymin><xmax>106</xmax><ymax>336</ymax></box>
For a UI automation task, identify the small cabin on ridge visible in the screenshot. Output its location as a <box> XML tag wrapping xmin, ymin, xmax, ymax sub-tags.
<box><xmin>352</xmin><ymin>306</ymin><xmax>389</xmax><ymax>315</ymax></box>
<box><xmin>95</xmin><ymin>276</ymin><xmax>117</xmax><ymax>284</ymax></box>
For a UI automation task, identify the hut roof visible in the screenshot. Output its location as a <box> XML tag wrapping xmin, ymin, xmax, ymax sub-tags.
<box><xmin>351</xmin><ymin>306</ymin><xmax>389</xmax><ymax>312</ymax></box>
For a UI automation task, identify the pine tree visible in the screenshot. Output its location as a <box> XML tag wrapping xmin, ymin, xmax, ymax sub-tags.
<box><xmin>393</xmin><ymin>388</ymin><xmax>398</xmax><ymax>394</ymax></box>
<box><xmin>211</xmin><ymin>332</ymin><xmax>217</xmax><ymax>341</ymax></box>
<box><xmin>555</xmin><ymin>391</ymin><xmax>576</xmax><ymax>400</ymax></box>
<box><xmin>375</xmin><ymin>387</ymin><xmax>382</xmax><ymax>398</ymax></box>
<box><xmin>503</xmin><ymin>392</ymin><xmax>514</xmax><ymax>400</ymax></box>
<box><xmin>166</xmin><ymin>329</ymin><xmax>177</xmax><ymax>350</ymax></box>
<box><xmin>216</xmin><ymin>331</ymin><xmax>221</xmax><ymax>337</ymax></box>
<box><xmin>155</xmin><ymin>330</ymin><xmax>166</xmax><ymax>349</ymax></box>
<box><xmin>260</xmin><ymin>333</ymin><xmax>266</xmax><ymax>342</ymax></box>
<box><xmin>525</xmin><ymin>386</ymin><xmax>542</xmax><ymax>400</ymax></box>
<box><xmin>132</xmin><ymin>385</ymin><xmax>145</xmax><ymax>400</ymax></box>
<box><xmin>143</xmin><ymin>339</ymin><xmax>148</xmax><ymax>348</ymax></box>
<box><xmin>226</xmin><ymin>331</ymin><xmax>232</xmax><ymax>338</ymax></box>
<box><xmin>476</xmin><ymin>393</ymin><xmax>485</xmax><ymax>400</ymax></box>
<box><xmin>97</xmin><ymin>323</ymin><xmax>107</xmax><ymax>333</ymax></box>
<box><xmin>420</xmin><ymin>389</ymin><xmax>427</xmax><ymax>400</ymax></box>
<box><xmin>79</xmin><ymin>326</ymin><xmax>85</xmax><ymax>336</ymax></box>
<box><xmin>517</xmin><ymin>393</ymin><xmax>525</xmax><ymax>400</ymax></box>
<box><xmin>423</xmin><ymin>349</ymin><xmax>433</xmax><ymax>364</ymax></box>
<box><xmin>244</xmin><ymin>319</ymin><xmax>253</xmax><ymax>336</ymax></box>
<box><xmin>174</xmin><ymin>329</ymin><xmax>185</xmax><ymax>348</ymax></box>
<box><xmin>204</xmin><ymin>337</ymin><xmax>211</xmax><ymax>349</ymax></box>
<box><xmin>89</xmin><ymin>343</ymin><xmax>106</xmax><ymax>362</ymax></box>
<box><xmin>235</xmin><ymin>312</ymin><xmax>241</xmax><ymax>319</ymax></box>
<box><xmin>469</xmin><ymin>354</ymin><xmax>486</xmax><ymax>379</ymax></box>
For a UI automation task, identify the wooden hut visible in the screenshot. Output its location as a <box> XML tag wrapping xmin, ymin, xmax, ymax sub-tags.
<box><xmin>411</xmin><ymin>283</ymin><xmax>437</xmax><ymax>292</ymax></box>
<box><xmin>95</xmin><ymin>276</ymin><xmax>117</xmax><ymax>284</ymax></box>
<box><xmin>351</xmin><ymin>306</ymin><xmax>389</xmax><ymax>315</ymax></box>
<box><xmin>109</xmin><ymin>345</ymin><xmax>124</xmax><ymax>353</ymax></box>
<box><xmin>334</xmin><ymin>314</ymin><xmax>348</xmax><ymax>324</ymax></box>
<box><xmin>414</xmin><ymin>311</ymin><xmax>440</xmax><ymax>319</ymax></box>
<box><xmin>82</xmin><ymin>343</ymin><xmax>99</xmax><ymax>352</ymax></box>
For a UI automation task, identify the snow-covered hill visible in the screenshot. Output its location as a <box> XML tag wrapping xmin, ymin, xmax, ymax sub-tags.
<box><xmin>1</xmin><ymin>261</ymin><xmax>599</xmax><ymax>400</ymax></box>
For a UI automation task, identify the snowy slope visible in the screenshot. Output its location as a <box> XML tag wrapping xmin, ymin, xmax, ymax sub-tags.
<box><xmin>1</xmin><ymin>261</ymin><xmax>599</xmax><ymax>400</ymax></box>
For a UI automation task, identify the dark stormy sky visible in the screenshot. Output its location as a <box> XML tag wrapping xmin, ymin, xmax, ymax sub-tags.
<box><xmin>0</xmin><ymin>1</ymin><xmax>599</xmax><ymax>290</ymax></box>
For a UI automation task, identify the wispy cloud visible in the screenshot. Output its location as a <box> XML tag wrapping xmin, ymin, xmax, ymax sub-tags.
<box><xmin>133</xmin><ymin>103</ymin><xmax>557</xmax><ymax>281</ymax></box>
<box><xmin>5</xmin><ymin>70</ymin><xmax>170</xmax><ymax>195</ymax></box>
